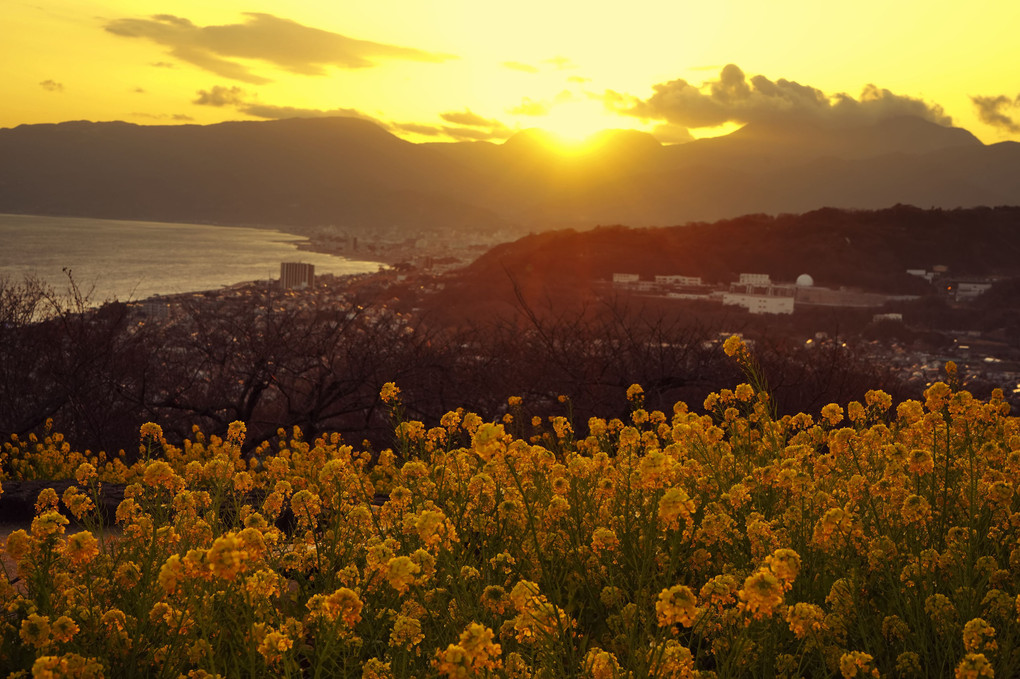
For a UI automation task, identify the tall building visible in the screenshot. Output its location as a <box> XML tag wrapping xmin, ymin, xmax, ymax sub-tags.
<box><xmin>280</xmin><ymin>262</ymin><xmax>315</xmax><ymax>289</ymax></box>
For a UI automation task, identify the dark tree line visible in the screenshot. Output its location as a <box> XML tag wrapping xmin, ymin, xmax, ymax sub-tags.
<box><xmin>0</xmin><ymin>273</ymin><xmax>911</xmax><ymax>458</ymax></box>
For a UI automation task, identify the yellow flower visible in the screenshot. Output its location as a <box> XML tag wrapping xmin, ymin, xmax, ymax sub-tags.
<box><xmin>766</xmin><ymin>548</ymin><xmax>801</xmax><ymax>588</ymax></box>
<box><xmin>5</xmin><ymin>528</ymin><xmax>31</xmax><ymax>561</ymax></box>
<box><xmin>207</xmin><ymin>532</ymin><xmax>248</xmax><ymax>580</ymax></box>
<box><xmin>723</xmin><ymin>334</ymin><xmax>747</xmax><ymax>358</ymax></box>
<box><xmin>821</xmin><ymin>403</ymin><xmax>844</xmax><ymax>426</ymax></box>
<box><xmin>51</xmin><ymin>616</ymin><xmax>79</xmax><ymax>644</ymax></box>
<box><xmin>257</xmin><ymin>630</ymin><xmax>293</xmax><ymax>665</ymax></box>
<box><xmin>839</xmin><ymin>651</ymin><xmax>879</xmax><ymax>678</ymax></box>
<box><xmin>738</xmin><ymin>568</ymin><xmax>785</xmax><ymax>619</ymax></box>
<box><xmin>907</xmin><ymin>449</ymin><xmax>935</xmax><ymax>475</ymax></box>
<box><xmin>656</xmin><ymin>585</ymin><xmax>699</xmax><ymax>627</ymax></box>
<box><xmin>385</xmin><ymin>556</ymin><xmax>421</xmax><ymax>594</ymax></box>
<box><xmin>389</xmin><ymin>615</ymin><xmax>424</xmax><ymax>649</ymax></box>
<box><xmin>955</xmin><ymin>653</ymin><xmax>994</xmax><ymax>679</ymax></box>
<box><xmin>785</xmin><ymin>602</ymin><xmax>825</xmax><ymax>638</ymax></box>
<box><xmin>963</xmin><ymin>618</ymin><xmax>998</xmax><ymax>654</ymax></box>
<box><xmin>436</xmin><ymin>623</ymin><xmax>502</xmax><ymax>677</ymax></box>
<box><xmin>380</xmin><ymin>382</ymin><xmax>401</xmax><ymax>405</ymax></box>
<box><xmin>31</xmin><ymin>654</ymin><xmax>104</xmax><ymax>679</ymax></box>
<box><xmin>584</xmin><ymin>648</ymin><xmax>621</xmax><ymax>679</ymax></box>
<box><xmin>590</xmin><ymin>527</ymin><xmax>619</xmax><ymax>557</ymax></box>
<box><xmin>31</xmin><ymin>510</ymin><xmax>69</xmax><ymax>539</ymax></box>
<box><xmin>658</xmin><ymin>487</ymin><xmax>696</xmax><ymax>530</ymax></box>
<box><xmin>139</xmin><ymin>422</ymin><xmax>163</xmax><ymax>440</ymax></box>
<box><xmin>20</xmin><ymin>613</ymin><xmax>51</xmax><ymax>649</ymax></box>
<box><xmin>227</xmin><ymin>420</ymin><xmax>247</xmax><ymax>442</ymax></box>
<box><xmin>74</xmin><ymin>462</ymin><xmax>98</xmax><ymax>486</ymax></box>
<box><xmin>362</xmin><ymin>658</ymin><xmax>394</xmax><ymax>679</ymax></box>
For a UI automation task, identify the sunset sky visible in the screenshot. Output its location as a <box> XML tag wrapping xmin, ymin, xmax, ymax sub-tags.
<box><xmin>5</xmin><ymin>0</ymin><xmax>1020</xmax><ymax>146</ymax></box>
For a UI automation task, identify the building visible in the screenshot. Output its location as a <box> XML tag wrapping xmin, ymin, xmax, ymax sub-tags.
<box><xmin>655</xmin><ymin>275</ymin><xmax>703</xmax><ymax>287</ymax></box>
<box><xmin>722</xmin><ymin>292</ymin><xmax>795</xmax><ymax>315</ymax></box>
<box><xmin>280</xmin><ymin>262</ymin><xmax>315</xmax><ymax>289</ymax></box>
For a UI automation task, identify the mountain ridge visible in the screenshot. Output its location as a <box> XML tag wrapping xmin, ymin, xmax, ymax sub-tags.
<box><xmin>0</xmin><ymin>115</ymin><xmax>1015</xmax><ymax>233</ymax></box>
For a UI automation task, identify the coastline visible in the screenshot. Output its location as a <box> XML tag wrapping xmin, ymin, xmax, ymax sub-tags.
<box><xmin>0</xmin><ymin>213</ymin><xmax>386</xmax><ymax>304</ymax></box>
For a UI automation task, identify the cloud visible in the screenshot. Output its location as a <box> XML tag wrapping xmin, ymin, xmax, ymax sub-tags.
<box><xmin>542</xmin><ymin>56</ymin><xmax>575</xmax><ymax>70</ymax></box>
<box><xmin>972</xmin><ymin>94</ymin><xmax>1020</xmax><ymax>134</ymax></box>
<box><xmin>508</xmin><ymin>97</ymin><xmax>549</xmax><ymax>116</ymax></box>
<box><xmin>503</xmin><ymin>61</ymin><xmax>539</xmax><ymax>74</ymax></box>
<box><xmin>151</xmin><ymin>61</ymin><xmax>176</xmax><ymax>68</ymax></box>
<box><xmin>132</xmin><ymin>112</ymin><xmax>195</xmax><ymax>121</ymax></box>
<box><xmin>193</xmin><ymin>85</ymin><xmax>248</xmax><ymax>107</ymax></box>
<box><xmin>238</xmin><ymin>103</ymin><xmax>378</xmax><ymax>122</ymax></box>
<box><xmin>437</xmin><ymin>109</ymin><xmax>512</xmax><ymax>140</ymax></box>
<box><xmin>39</xmin><ymin>80</ymin><xmax>64</xmax><ymax>92</ymax></box>
<box><xmin>190</xmin><ymin>84</ymin><xmax>381</xmax><ymax>125</ymax></box>
<box><xmin>439</xmin><ymin>109</ymin><xmax>502</xmax><ymax>128</ymax></box>
<box><xmin>608</xmin><ymin>64</ymin><xmax>952</xmax><ymax>129</ymax></box>
<box><xmin>105</xmin><ymin>12</ymin><xmax>456</xmax><ymax>84</ymax></box>
<box><xmin>567</xmin><ymin>75</ymin><xmax>590</xmax><ymax>85</ymax></box>
<box><xmin>392</xmin><ymin>121</ymin><xmax>513</xmax><ymax>142</ymax></box>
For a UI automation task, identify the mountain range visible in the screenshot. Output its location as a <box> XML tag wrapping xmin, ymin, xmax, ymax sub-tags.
<box><xmin>1</xmin><ymin>115</ymin><xmax>1018</xmax><ymax>232</ymax></box>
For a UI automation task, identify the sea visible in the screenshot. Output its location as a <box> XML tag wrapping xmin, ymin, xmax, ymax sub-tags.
<box><xmin>0</xmin><ymin>214</ymin><xmax>382</xmax><ymax>303</ymax></box>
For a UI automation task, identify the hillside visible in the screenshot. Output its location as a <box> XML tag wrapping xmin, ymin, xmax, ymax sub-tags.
<box><xmin>1</xmin><ymin>116</ymin><xmax>1019</xmax><ymax>233</ymax></box>
<box><xmin>428</xmin><ymin>205</ymin><xmax>1020</xmax><ymax>318</ymax></box>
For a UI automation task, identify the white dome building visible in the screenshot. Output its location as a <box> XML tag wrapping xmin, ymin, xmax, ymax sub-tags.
<box><xmin>796</xmin><ymin>273</ymin><xmax>815</xmax><ymax>287</ymax></box>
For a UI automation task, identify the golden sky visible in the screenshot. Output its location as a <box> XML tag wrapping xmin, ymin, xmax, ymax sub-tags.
<box><xmin>5</xmin><ymin>0</ymin><xmax>1020</xmax><ymax>145</ymax></box>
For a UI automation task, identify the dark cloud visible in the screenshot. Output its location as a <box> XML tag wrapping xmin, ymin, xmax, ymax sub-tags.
<box><xmin>238</xmin><ymin>103</ymin><xmax>378</xmax><ymax>122</ymax></box>
<box><xmin>436</xmin><ymin>110</ymin><xmax>512</xmax><ymax>141</ymax></box>
<box><xmin>503</xmin><ymin>61</ymin><xmax>539</xmax><ymax>74</ymax></box>
<box><xmin>608</xmin><ymin>64</ymin><xmax>952</xmax><ymax>129</ymax></box>
<box><xmin>390</xmin><ymin>122</ymin><xmax>512</xmax><ymax>142</ymax></box>
<box><xmin>133</xmin><ymin>87</ymin><xmax>146</xmax><ymax>94</ymax></box>
<box><xmin>508</xmin><ymin>97</ymin><xmax>549</xmax><ymax>116</ymax></box>
<box><xmin>392</xmin><ymin>122</ymin><xmax>442</xmax><ymax>137</ymax></box>
<box><xmin>39</xmin><ymin>80</ymin><xmax>64</xmax><ymax>92</ymax></box>
<box><xmin>441</xmin><ymin>126</ymin><xmax>513</xmax><ymax>141</ymax></box>
<box><xmin>439</xmin><ymin>109</ymin><xmax>502</xmax><ymax>128</ymax></box>
<box><xmin>151</xmin><ymin>61</ymin><xmax>176</xmax><ymax>68</ymax></box>
<box><xmin>193</xmin><ymin>85</ymin><xmax>248</xmax><ymax>107</ymax></box>
<box><xmin>190</xmin><ymin>84</ymin><xmax>381</xmax><ymax>125</ymax></box>
<box><xmin>106</xmin><ymin>13</ymin><xmax>456</xmax><ymax>84</ymax></box>
<box><xmin>972</xmin><ymin>94</ymin><xmax>1020</xmax><ymax>134</ymax></box>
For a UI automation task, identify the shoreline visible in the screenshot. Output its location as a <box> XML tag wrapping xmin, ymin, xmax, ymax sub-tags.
<box><xmin>0</xmin><ymin>213</ymin><xmax>388</xmax><ymax>304</ymax></box>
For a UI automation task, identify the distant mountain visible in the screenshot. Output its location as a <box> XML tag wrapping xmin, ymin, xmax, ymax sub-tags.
<box><xmin>0</xmin><ymin>115</ymin><xmax>1017</xmax><ymax>233</ymax></box>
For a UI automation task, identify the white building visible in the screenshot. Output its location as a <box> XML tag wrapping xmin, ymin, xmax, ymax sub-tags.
<box><xmin>722</xmin><ymin>292</ymin><xmax>795</xmax><ymax>315</ymax></box>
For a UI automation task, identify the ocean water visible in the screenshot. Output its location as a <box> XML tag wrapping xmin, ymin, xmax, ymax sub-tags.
<box><xmin>0</xmin><ymin>214</ymin><xmax>381</xmax><ymax>302</ymax></box>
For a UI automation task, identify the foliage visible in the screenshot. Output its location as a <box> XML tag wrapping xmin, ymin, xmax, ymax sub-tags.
<box><xmin>2</xmin><ymin>344</ymin><xmax>1019</xmax><ymax>677</ymax></box>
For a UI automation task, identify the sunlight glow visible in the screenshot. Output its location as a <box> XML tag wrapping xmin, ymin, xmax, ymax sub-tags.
<box><xmin>523</xmin><ymin>98</ymin><xmax>638</xmax><ymax>155</ymax></box>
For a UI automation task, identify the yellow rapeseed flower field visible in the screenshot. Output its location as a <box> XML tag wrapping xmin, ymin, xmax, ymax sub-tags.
<box><xmin>2</xmin><ymin>341</ymin><xmax>1020</xmax><ymax>677</ymax></box>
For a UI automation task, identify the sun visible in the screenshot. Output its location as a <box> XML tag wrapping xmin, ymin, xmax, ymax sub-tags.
<box><xmin>527</xmin><ymin>98</ymin><xmax>628</xmax><ymax>155</ymax></box>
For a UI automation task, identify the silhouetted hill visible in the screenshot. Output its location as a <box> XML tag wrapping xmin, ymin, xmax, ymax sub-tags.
<box><xmin>0</xmin><ymin>115</ymin><xmax>1017</xmax><ymax>232</ymax></box>
<box><xmin>428</xmin><ymin>205</ymin><xmax>1020</xmax><ymax>318</ymax></box>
